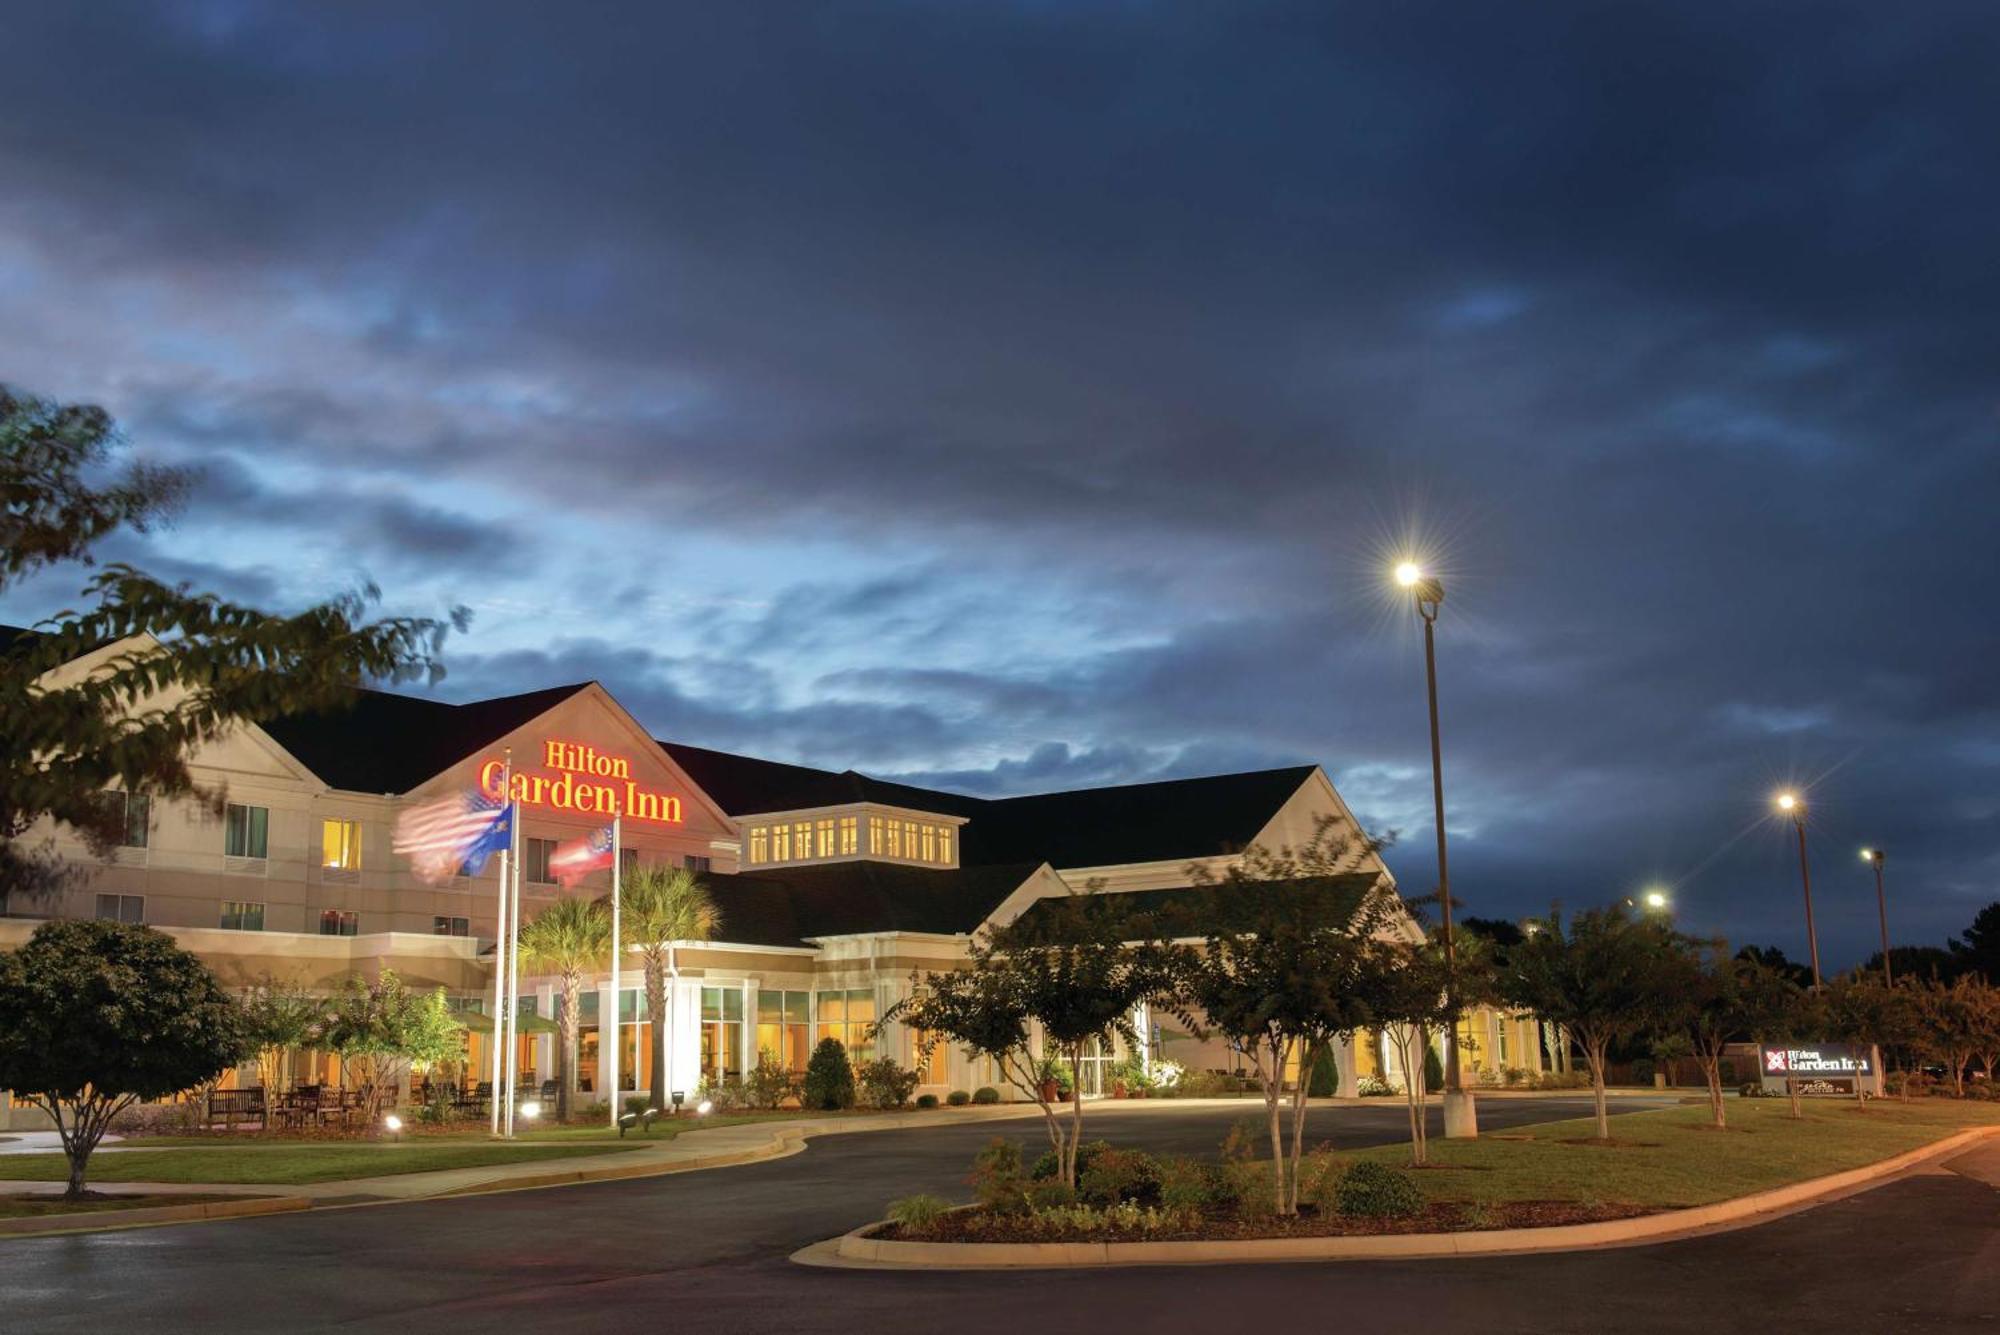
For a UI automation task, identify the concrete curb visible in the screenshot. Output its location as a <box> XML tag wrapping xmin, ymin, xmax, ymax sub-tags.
<box><xmin>809</xmin><ymin>1124</ymin><xmax>2000</xmax><ymax>1270</ymax></box>
<box><xmin>0</xmin><ymin>1193</ymin><xmax>311</xmax><ymax>1240</ymax></box>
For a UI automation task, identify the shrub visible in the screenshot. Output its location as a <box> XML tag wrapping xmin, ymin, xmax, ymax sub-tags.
<box><xmin>1423</xmin><ymin>1046</ymin><xmax>1444</xmax><ymax>1093</ymax></box>
<box><xmin>1502</xmin><ymin>1066</ymin><xmax>1532</xmax><ymax>1088</ymax></box>
<box><xmin>968</xmin><ymin>1136</ymin><xmax>1027</xmax><ymax>1212</ymax></box>
<box><xmin>624</xmin><ymin>1094</ymin><xmax>654</xmax><ymax>1117</ymax></box>
<box><xmin>1169</xmin><ymin>1069</ymin><xmax>1250</xmax><ymax>1098</ymax></box>
<box><xmin>1355</xmin><ymin>1075</ymin><xmax>1398</xmax><ymax>1097</ymax></box>
<box><xmin>1078</xmin><ymin>1147</ymin><xmax>1160</xmax><ymax>1206</ymax></box>
<box><xmin>1032</xmin><ymin>1139</ymin><xmax>1112</xmax><ymax>1182</ymax></box>
<box><xmin>971</xmin><ymin>1086</ymin><xmax>1001</xmax><ymax>1105</ymax></box>
<box><xmin>1888</xmin><ymin>1071</ymin><xmax>1935</xmax><ymax>1098</ymax></box>
<box><xmin>802</xmin><ymin>1037</ymin><xmax>856</xmax><ymax>1110</ymax></box>
<box><xmin>1154</xmin><ymin>1154</ymin><xmax>1223</xmax><ymax>1212</ymax></box>
<box><xmin>576</xmin><ymin>1099</ymin><xmax>611</xmax><ymax>1121</ymax></box>
<box><xmin>745</xmin><ymin>1049</ymin><xmax>798</xmax><ymax>1110</ymax></box>
<box><xmin>946</xmin><ymin>1089</ymin><xmax>972</xmax><ymax>1106</ymax></box>
<box><xmin>696</xmin><ymin>1075</ymin><xmax>749</xmax><ymax>1112</ymax></box>
<box><xmin>1036</xmin><ymin>1055</ymin><xmax>1075</xmax><ymax>1099</ymax></box>
<box><xmin>1026</xmin><ymin>1177</ymin><xmax>1078</xmax><ymax>1210</ymax></box>
<box><xmin>915</xmin><ymin>1093</ymin><xmax>940</xmax><ymax>1109</ymax></box>
<box><xmin>1306</xmin><ymin>1046</ymin><xmax>1340</xmax><ymax>1097</ymax></box>
<box><xmin>1334</xmin><ymin>1161</ymin><xmax>1423</xmax><ymax>1217</ymax></box>
<box><xmin>1150</xmin><ymin>1059</ymin><xmax>1184</xmax><ymax>1092</ymax></box>
<box><xmin>1218</xmin><ymin>1157</ymin><xmax>1277</xmax><ymax>1218</ymax></box>
<box><xmin>855</xmin><ymin>1057</ymin><xmax>923</xmax><ymax>1110</ymax></box>
<box><xmin>1738</xmin><ymin>1081</ymin><xmax>1771</xmax><ymax>1098</ymax></box>
<box><xmin>1296</xmin><ymin>1148</ymin><xmax>1349</xmax><ymax>1211</ymax></box>
<box><xmin>886</xmin><ymin>1193</ymin><xmax>951</xmax><ymax>1230</ymax></box>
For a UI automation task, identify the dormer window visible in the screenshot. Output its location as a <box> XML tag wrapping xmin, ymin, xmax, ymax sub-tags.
<box><xmin>743</xmin><ymin>805</ymin><xmax>961</xmax><ymax>867</ymax></box>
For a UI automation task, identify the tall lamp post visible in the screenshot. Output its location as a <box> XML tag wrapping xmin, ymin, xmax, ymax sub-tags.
<box><xmin>1860</xmin><ymin>847</ymin><xmax>1892</xmax><ymax>985</ymax></box>
<box><xmin>1396</xmin><ymin>561</ymin><xmax>1476</xmax><ymax>1138</ymax></box>
<box><xmin>1776</xmin><ymin>792</ymin><xmax>1823</xmax><ymax>989</ymax></box>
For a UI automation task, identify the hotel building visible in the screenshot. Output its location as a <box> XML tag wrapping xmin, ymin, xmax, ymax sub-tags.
<box><xmin>0</xmin><ymin>629</ymin><xmax>1563</xmax><ymax>1125</ymax></box>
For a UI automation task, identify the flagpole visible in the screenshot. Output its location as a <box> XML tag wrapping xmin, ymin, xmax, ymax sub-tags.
<box><xmin>504</xmin><ymin>785</ymin><xmax>523</xmax><ymax>1138</ymax></box>
<box><xmin>488</xmin><ymin>750</ymin><xmax>512</xmax><ymax>1138</ymax></box>
<box><xmin>608</xmin><ymin>805</ymin><xmax>623</xmax><ymax>1131</ymax></box>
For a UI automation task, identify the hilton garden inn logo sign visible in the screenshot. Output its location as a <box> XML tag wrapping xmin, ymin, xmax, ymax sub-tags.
<box><xmin>476</xmin><ymin>740</ymin><xmax>685</xmax><ymax>824</ymax></box>
<box><xmin>1759</xmin><ymin>1043</ymin><xmax>1876</xmax><ymax>1096</ymax></box>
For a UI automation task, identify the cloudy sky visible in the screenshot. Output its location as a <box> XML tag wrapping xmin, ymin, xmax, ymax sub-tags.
<box><xmin>4</xmin><ymin>3</ymin><xmax>1996</xmax><ymax>966</ymax></box>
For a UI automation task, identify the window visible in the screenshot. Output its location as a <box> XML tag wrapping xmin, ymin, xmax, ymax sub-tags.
<box><xmin>102</xmin><ymin>792</ymin><xmax>150</xmax><ymax>848</ymax></box>
<box><xmin>224</xmin><ymin>804</ymin><xmax>269</xmax><ymax>858</ymax></box>
<box><xmin>838</xmin><ymin>817</ymin><xmax>858</xmax><ymax>856</ymax></box>
<box><xmin>321</xmin><ymin>818</ymin><xmax>362</xmax><ymax>870</ymax></box>
<box><xmin>757</xmin><ymin>990</ymin><xmax>812</xmax><ymax>1073</ymax></box>
<box><xmin>525</xmin><ymin>837</ymin><xmax>557</xmax><ymax>884</ymax></box>
<box><xmin>94</xmin><ymin>893</ymin><xmax>144</xmax><ymax>924</ymax></box>
<box><xmin>771</xmin><ymin>824</ymin><xmax>790</xmax><ymax>862</ymax></box>
<box><xmin>433</xmin><ymin>915</ymin><xmax>470</xmax><ymax>937</ymax></box>
<box><xmin>937</xmin><ymin>825</ymin><xmax>954</xmax><ymax>865</ymax></box>
<box><xmin>683</xmin><ymin>854</ymin><xmax>712</xmax><ymax>873</ymax></box>
<box><xmin>795</xmin><ymin>821</ymin><xmax>813</xmax><ymax>860</ymax></box>
<box><xmin>318</xmin><ymin>909</ymin><xmax>358</xmax><ymax>936</ymax></box>
<box><xmin>868</xmin><ymin>815</ymin><xmax>885</xmax><ymax>855</ymax></box>
<box><xmin>814</xmin><ymin>987</ymin><xmax>875</xmax><ymax>1064</ymax></box>
<box><xmin>220</xmin><ymin>900</ymin><xmax>265</xmax><ymax>931</ymax></box>
<box><xmin>903</xmin><ymin>821</ymin><xmax>918</xmax><ymax>860</ymax></box>
<box><xmin>699</xmin><ymin>986</ymin><xmax>745</xmax><ymax>1084</ymax></box>
<box><xmin>815</xmin><ymin>819</ymin><xmax>835</xmax><ymax>858</ymax></box>
<box><xmin>913</xmin><ymin>1027</ymin><xmax>948</xmax><ymax>1085</ymax></box>
<box><xmin>884</xmin><ymin>820</ymin><xmax>901</xmax><ymax>859</ymax></box>
<box><xmin>920</xmin><ymin>824</ymin><xmax>936</xmax><ymax>863</ymax></box>
<box><xmin>748</xmin><ymin>827</ymin><xmax>768</xmax><ymax>864</ymax></box>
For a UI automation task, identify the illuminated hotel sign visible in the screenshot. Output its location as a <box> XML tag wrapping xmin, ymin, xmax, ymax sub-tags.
<box><xmin>477</xmin><ymin>741</ymin><xmax>684</xmax><ymax>824</ymax></box>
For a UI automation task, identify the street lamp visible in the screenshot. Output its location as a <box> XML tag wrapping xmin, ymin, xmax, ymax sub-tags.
<box><xmin>1776</xmin><ymin>792</ymin><xmax>1823</xmax><ymax>989</ymax></box>
<box><xmin>1643</xmin><ymin>889</ymin><xmax>1669</xmax><ymax>911</ymax></box>
<box><xmin>1395</xmin><ymin>559</ymin><xmax>1474</xmax><ymax>1137</ymax></box>
<box><xmin>1861</xmin><ymin>847</ymin><xmax>1892</xmax><ymax>985</ymax></box>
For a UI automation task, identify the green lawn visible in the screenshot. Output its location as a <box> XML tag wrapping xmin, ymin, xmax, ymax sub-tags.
<box><xmin>0</xmin><ymin>1142</ymin><xmax>637</xmax><ymax>1185</ymax></box>
<box><xmin>117</xmin><ymin>1111</ymin><xmax>790</xmax><ymax>1150</ymax></box>
<box><xmin>1347</xmin><ymin>1098</ymin><xmax>2000</xmax><ymax>1208</ymax></box>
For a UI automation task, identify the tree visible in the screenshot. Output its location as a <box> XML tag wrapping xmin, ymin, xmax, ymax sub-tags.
<box><xmin>614</xmin><ymin>866</ymin><xmax>718</xmax><ymax>1114</ymax></box>
<box><xmin>803</xmin><ymin>1037</ymin><xmax>856</xmax><ymax>1110</ymax></box>
<box><xmin>1952</xmin><ymin>902</ymin><xmax>2000</xmax><ymax>983</ymax></box>
<box><xmin>1361</xmin><ymin>937</ymin><xmax>1452</xmax><ymax>1165</ymax></box>
<box><xmin>891</xmin><ymin>891</ymin><xmax>1168</xmax><ymax>1190</ymax></box>
<box><xmin>238</xmin><ymin>977</ymin><xmax>328</xmax><ymax>1100</ymax></box>
<box><xmin>1165</xmin><ymin>817</ymin><xmax>1391</xmax><ymax>1212</ymax></box>
<box><xmin>1679</xmin><ymin>945</ymin><xmax>1802</xmax><ymax>1128</ymax></box>
<box><xmin>1735</xmin><ymin>944</ymin><xmax>1815</xmax><ymax>990</ymax></box>
<box><xmin>322</xmin><ymin>969</ymin><xmax>461</xmax><ymax>1119</ymax></box>
<box><xmin>1</xmin><ymin>387</ymin><xmax>459</xmax><ymax>904</ymax></box>
<box><xmin>1499</xmin><ymin>903</ymin><xmax>1685</xmax><ymax>1140</ymax></box>
<box><xmin>518</xmin><ymin>895</ymin><xmax>610</xmax><ymax>1121</ymax></box>
<box><xmin>1910</xmin><ymin>976</ymin><xmax>1985</xmax><ymax>1096</ymax></box>
<box><xmin>0</xmin><ymin>920</ymin><xmax>247</xmax><ymax>1197</ymax></box>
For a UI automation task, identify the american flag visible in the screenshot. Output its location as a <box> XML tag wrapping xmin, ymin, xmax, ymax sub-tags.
<box><xmin>550</xmin><ymin>826</ymin><xmax>614</xmax><ymax>885</ymax></box>
<box><xmin>394</xmin><ymin>791</ymin><xmax>513</xmax><ymax>885</ymax></box>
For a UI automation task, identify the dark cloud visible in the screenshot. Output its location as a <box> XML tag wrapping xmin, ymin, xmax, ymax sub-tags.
<box><xmin>2</xmin><ymin>2</ymin><xmax>1997</xmax><ymax>966</ymax></box>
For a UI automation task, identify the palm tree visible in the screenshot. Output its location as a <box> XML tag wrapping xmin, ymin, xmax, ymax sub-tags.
<box><xmin>517</xmin><ymin>896</ymin><xmax>611</xmax><ymax>1122</ymax></box>
<box><xmin>615</xmin><ymin>866</ymin><xmax>720</xmax><ymax>1115</ymax></box>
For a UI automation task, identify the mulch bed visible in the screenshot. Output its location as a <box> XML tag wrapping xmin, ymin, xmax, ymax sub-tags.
<box><xmin>0</xmin><ymin>1191</ymin><xmax>248</xmax><ymax>1218</ymax></box>
<box><xmin>882</xmin><ymin>1200</ymin><xmax>1655</xmax><ymax>1244</ymax></box>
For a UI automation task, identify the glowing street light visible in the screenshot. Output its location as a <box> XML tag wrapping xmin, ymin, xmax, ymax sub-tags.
<box><xmin>1860</xmin><ymin>847</ymin><xmax>1893</xmax><ymax>985</ymax></box>
<box><xmin>1643</xmin><ymin>889</ymin><xmax>1669</xmax><ymax>911</ymax></box>
<box><xmin>1393</xmin><ymin>558</ymin><xmax>1473</xmax><ymax>1137</ymax></box>
<box><xmin>1776</xmin><ymin>791</ymin><xmax>1823</xmax><ymax>989</ymax></box>
<box><xmin>520</xmin><ymin>1100</ymin><xmax>542</xmax><ymax>1121</ymax></box>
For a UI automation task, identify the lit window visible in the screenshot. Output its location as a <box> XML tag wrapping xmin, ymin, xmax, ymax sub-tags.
<box><xmin>772</xmin><ymin>824</ymin><xmax>791</xmax><ymax>861</ymax></box>
<box><xmin>838</xmin><ymin>817</ymin><xmax>858</xmax><ymax>856</ymax></box>
<box><xmin>938</xmin><ymin>825</ymin><xmax>954</xmax><ymax>865</ymax></box>
<box><xmin>224</xmin><ymin>804</ymin><xmax>269</xmax><ymax>858</ymax></box>
<box><xmin>885</xmin><ymin>820</ymin><xmax>901</xmax><ymax>858</ymax></box>
<box><xmin>95</xmin><ymin>893</ymin><xmax>144</xmax><ymax>924</ymax></box>
<box><xmin>220</xmin><ymin>900</ymin><xmax>266</xmax><ymax>931</ymax></box>
<box><xmin>795</xmin><ymin>821</ymin><xmax>813</xmax><ymax>859</ymax></box>
<box><xmin>816</xmin><ymin>819</ymin><xmax>835</xmax><ymax>858</ymax></box>
<box><xmin>868</xmin><ymin>815</ymin><xmax>885</xmax><ymax>854</ymax></box>
<box><xmin>903</xmin><ymin>821</ymin><xmax>918</xmax><ymax>859</ymax></box>
<box><xmin>749</xmin><ymin>828</ymin><xmax>768</xmax><ymax>864</ymax></box>
<box><xmin>920</xmin><ymin>824</ymin><xmax>936</xmax><ymax>863</ymax></box>
<box><xmin>319</xmin><ymin>909</ymin><xmax>358</xmax><ymax>936</ymax></box>
<box><xmin>321</xmin><ymin>818</ymin><xmax>362</xmax><ymax>870</ymax></box>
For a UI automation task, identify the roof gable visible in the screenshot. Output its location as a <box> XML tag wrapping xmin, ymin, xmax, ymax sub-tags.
<box><xmin>261</xmin><ymin>683</ymin><xmax>591</xmax><ymax>794</ymax></box>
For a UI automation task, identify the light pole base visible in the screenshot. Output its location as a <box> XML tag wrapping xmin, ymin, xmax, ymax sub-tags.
<box><xmin>1443</xmin><ymin>1090</ymin><xmax>1479</xmax><ymax>1139</ymax></box>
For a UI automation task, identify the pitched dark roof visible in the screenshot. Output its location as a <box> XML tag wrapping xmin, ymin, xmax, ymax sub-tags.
<box><xmin>662</xmin><ymin>739</ymin><xmax>1317</xmax><ymax>871</ymax></box>
<box><xmin>0</xmin><ymin>623</ymin><xmax>37</xmax><ymax>654</ymax></box>
<box><xmin>699</xmin><ymin>861</ymin><xmax>1046</xmax><ymax>949</ymax></box>
<box><xmin>1005</xmin><ymin>872</ymin><xmax>1383</xmax><ymax>938</ymax></box>
<box><xmin>260</xmin><ymin>683</ymin><xmax>591</xmax><ymax>793</ymax></box>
